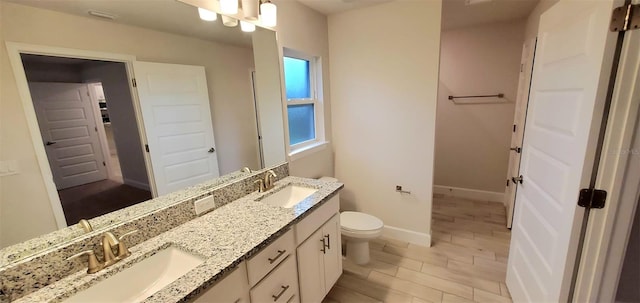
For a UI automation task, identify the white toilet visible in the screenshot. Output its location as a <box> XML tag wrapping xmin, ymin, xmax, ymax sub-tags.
<box><xmin>319</xmin><ymin>177</ymin><xmax>384</xmax><ymax>265</ymax></box>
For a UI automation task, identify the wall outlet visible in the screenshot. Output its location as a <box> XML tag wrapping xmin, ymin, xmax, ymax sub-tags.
<box><xmin>194</xmin><ymin>195</ymin><xmax>215</xmax><ymax>215</ymax></box>
<box><xmin>0</xmin><ymin>160</ymin><xmax>19</xmax><ymax>177</ymax></box>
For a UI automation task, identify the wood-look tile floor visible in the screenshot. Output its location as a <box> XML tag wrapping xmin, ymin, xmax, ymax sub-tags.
<box><xmin>324</xmin><ymin>195</ymin><xmax>512</xmax><ymax>303</ymax></box>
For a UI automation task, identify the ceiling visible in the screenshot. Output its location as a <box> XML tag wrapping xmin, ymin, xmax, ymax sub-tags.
<box><xmin>295</xmin><ymin>0</ymin><xmax>392</xmax><ymax>15</ymax></box>
<box><xmin>295</xmin><ymin>0</ymin><xmax>538</xmax><ymax>30</ymax></box>
<box><xmin>442</xmin><ymin>0</ymin><xmax>539</xmax><ymax>30</ymax></box>
<box><xmin>7</xmin><ymin>0</ymin><xmax>254</xmax><ymax>48</ymax></box>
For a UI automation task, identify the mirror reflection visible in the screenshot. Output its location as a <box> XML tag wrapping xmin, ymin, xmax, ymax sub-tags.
<box><xmin>0</xmin><ymin>0</ymin><xmax>286</xmax><ymax>252</ymax></box>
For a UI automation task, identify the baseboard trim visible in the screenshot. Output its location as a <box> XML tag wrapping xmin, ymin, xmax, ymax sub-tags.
<box><xmin>433</xmin><ymin>185</ymin><xmax>505</xmax><ymax>203</ymax></box>
<box><xmin>123</xmin><ymin>178</ymin><xmax>150</xmax><ymax>191</ymax></box>
<box><xmin>382</xmin><ymin>225</ymin><xmax>431</xmax><ymax>247</ymax></box>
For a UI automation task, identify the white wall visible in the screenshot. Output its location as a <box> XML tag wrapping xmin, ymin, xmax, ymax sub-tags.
<box><xmin>81</xmin><ymin>62</ymin><xmax>150</xmax><ymax>189</ymax></box>
<box><xmin>434</xmin><ymin>20</ymin><xmax>525</xmax><ymax>194</ymax></box>
<box><xmin>274</xmin><ymin>0</ymin><xmax>334</xmax><ymax>179</ymax></box>
<box><xmin>0</xmin><ymin>2</ymin><xmax>259</xmax><ymax>246</ymax></box>
<box><xmin>329</xmin><ymin>0</ymin><xmax>442</xmax><ymax>246</ymax></box>
<box><xmin>252</xmin><ymin>29</ymin><xmax>287</xmax><ymax>168</ymax></box>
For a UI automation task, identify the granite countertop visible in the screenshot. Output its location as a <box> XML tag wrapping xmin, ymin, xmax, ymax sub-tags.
<box><xmin>0</xmin><ymin>170</ymin><xmax>250</xmax><ymax>266</ymax></box>
<box><xmin>15</xmin><ymin>176</ymin><xmax>343</xmax><ymax>303</ymax></box>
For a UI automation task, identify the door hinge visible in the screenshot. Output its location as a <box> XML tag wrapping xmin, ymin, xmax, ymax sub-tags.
<box><xmin>132</xmin><ymin>78</ymin><xmax>137</xmax><ymax>87</ymax></box>
<box><xmin>94</xmin><ymin>126</ymin><xmax>98</xmax><ymax>132</ymax></box>
<box><xmin>506</xmin><ymin>179</ymin><xmax>510</xmax><ymax>187</ymax></box>
<box><xmin>145</xmin><ymin>144</ymin><xmax>149</xmax><ymax>152</ymax></box>
<box><xmin>610</xmin><ymin>4</ymin><xmax>640</xmax><ymax>32</ymax></box>
<box><xmin>102</xmin><ymin>161</ymin><xmax>106</xmax><ymax>166</ymax></box>
<box><xmin>577</xmin><ymin>188</ymin><xmax>607</xmax><ymax>209</ymax></box>
<box><xmin>513</xmin><ymin>124</ymin><xmax>517</xmax><ymax>133</ymax></box>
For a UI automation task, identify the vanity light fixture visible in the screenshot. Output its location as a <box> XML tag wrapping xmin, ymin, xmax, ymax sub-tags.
<box><xmin>220</xmin><ymin>0</ymin><xmax>239</xmax><ymax>14</ymax></box>
<box><xmin>198</xmin><ymin>8</ymin><xmax>218</xmax><ymax>21</ymax></box>
<box><xmin>222</xmin><ymin>15</ymin><xmax>239</xmax><ymax>27</ymax></box>
<box><xmin>259</xmin><ymin>0</ymin><xmax>277</xmax><ymax>27</ymax></box>
<box><xmin>242</xmin><ymin>0</ymin><xmax>259</xmax><ymax>20</ymax></box>
<box><xmin>240</xmin><ymin>20</ymin><xmax>256</xmax><ymax>32</ymax></box>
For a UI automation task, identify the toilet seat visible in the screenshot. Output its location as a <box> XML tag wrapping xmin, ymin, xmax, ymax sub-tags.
<box><xmin>341</xmin><ymin>211</ymin><xmax>383</xmax><ymax>233</ymax></box>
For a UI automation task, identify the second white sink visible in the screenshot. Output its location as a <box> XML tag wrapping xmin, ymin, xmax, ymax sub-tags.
<box><xmin>64</xmin><ymin>246</ymin><xmax>204</xmax><ymax>303</ymax></box>
<box><xmin>260</xmin><ymin>185</ymin><xmax>318</xmax><ymax>208</ymax></box>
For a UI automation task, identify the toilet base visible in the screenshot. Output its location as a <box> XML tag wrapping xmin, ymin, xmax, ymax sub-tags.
<box><xmin>345</xmin><ymin>239</ymin><xmax>371</xmax><ymax>265</ymax></box>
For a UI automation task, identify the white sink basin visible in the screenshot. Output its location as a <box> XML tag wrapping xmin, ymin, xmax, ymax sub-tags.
<box><xmin>260</xmin><ymin>185</ymin><xmax>318</xmax><ymax>208</ymax></box>
<box><xmin>64</xmin><ymin>246</ymin><xmax>204</xmax><ymax>303</ymax></box>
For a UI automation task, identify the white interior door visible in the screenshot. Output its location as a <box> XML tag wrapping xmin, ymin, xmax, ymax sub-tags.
<box><xmin>505</xmin><ymin>38</ymin><xmax>537</xmax><ymax>228</ymax></box>
<box><xmin>134</xmin><ymin>62</ymin><xmax>220</xmax><ymax>196</ymax></box>
<box><xmin>30</xmin><ymin>82</ymin><xmax>108</xmax><ymax>190</ymax></box>
<box><xmin>506</xmin><ymin>0</ymin><xmax>618</xmax><ymax>302</ymax></box>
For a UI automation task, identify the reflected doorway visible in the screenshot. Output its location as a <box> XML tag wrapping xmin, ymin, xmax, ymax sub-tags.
<box><xmin>21</xmin><ymin>54</ymin><xmax>152</xmax><ymax>225</ymax></box>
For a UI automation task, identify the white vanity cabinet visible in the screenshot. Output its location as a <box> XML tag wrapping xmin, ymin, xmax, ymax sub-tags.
<box><xmin>191</xmin><ymin>194</ymin><xmax>342</xmax><ymax>303</ymax></box>
<box><xmin>295</xmin><ymin>195</ymin><xmax>342</xmax><ymax>303</ymax></box>
<box><xmin>192</xmin><ymin>262</ymin><xmax>251</xmax><ymax>303</ymax></box>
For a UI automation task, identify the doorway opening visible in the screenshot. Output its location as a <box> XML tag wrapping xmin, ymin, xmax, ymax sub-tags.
<box><xmin>20</xmin><ymin>54</ymin><xmax>152</xmax><ymax>225</ymax></box>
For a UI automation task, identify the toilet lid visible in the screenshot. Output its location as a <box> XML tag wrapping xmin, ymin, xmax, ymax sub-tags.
<box><xmin>340</xmin><ymin>211</ymin><xmax>383</xmax><ymax>232</ymax></box>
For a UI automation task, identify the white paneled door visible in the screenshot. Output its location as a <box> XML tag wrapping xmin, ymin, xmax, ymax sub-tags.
<box><xmin>134</xmin><ymin>62</ymin><xmax>220</xmax><ymax>196</ymax></box>
<box><xmin>506</xmin><ymin>0</ymin><xmax>618</xmax><ymax>302</ymax></box>
<box><xmin>30</xmin><ymin>82</ymin><xmax>108</xmax><ymax>190</ymax></box>
<box><xmin>505</xmin><ymin>37</ymin><xmax>537</xmax><ymax>228</ymax></box>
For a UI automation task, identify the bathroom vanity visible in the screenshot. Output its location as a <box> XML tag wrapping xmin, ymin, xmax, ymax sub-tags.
<box><xmin>3</xmin><ymin>171</ymin><xmax>344</xmax><ymax>303</ymax></box>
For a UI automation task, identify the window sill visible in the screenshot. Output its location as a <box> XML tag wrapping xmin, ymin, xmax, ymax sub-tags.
<box><xmin>289</xmin><ymin>141</ymin><xmax>329</xmax><ymax>161</ymax></box>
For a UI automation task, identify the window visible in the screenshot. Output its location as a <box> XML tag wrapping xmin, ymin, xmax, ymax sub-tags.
<box><xmin>283</xmin><ymin>49</ymin><xmax>325</xmax><ymax>155</ymax></box>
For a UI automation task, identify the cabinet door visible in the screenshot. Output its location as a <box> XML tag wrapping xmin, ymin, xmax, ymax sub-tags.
<box><xmin>193</xmin><ymin>262</ymin><xmax>250</xmax><ymax>303</ymax></box>
<box><xmin>296</xmin><ymin>228</ymin><xmax>326</xmax><ymax>303</ymax></box>
<box><xmin>322</xmin><ymin>214</ymin><xmax>343</xmax><ymax>291</ymax></box>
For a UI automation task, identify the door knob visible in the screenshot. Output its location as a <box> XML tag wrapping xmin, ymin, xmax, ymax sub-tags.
<box><xmin>511</xmin><ymin>175</ymin><xmax>524</xmax><ymax>184</ymax></box>
<box><xmin>510</xmin><ymin>146</ymin><xmax>521</xmax><ymax>153</ymax></box>
<box><xmin>208</xmin><ymin>147</ymin><xmax>215</xmax><ymax>153</ymax></box>
<box><xmin>46</xmin><ymin>141</ymin><xmax>57</xmax><ymax>146</ymax></box>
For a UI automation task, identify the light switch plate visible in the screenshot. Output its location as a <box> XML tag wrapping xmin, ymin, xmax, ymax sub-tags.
<box><xmin>194</xmin><ymin>195</ymin><xmax>215</xmax><ymax>215</ymax></box>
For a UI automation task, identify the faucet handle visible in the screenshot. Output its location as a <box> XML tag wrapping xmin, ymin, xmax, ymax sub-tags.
<box><xmin>116</xmin><ymin>230</ymin><xmax>138</xmax><ymax>259</ymax></box>
<box><xmin>67</xmin><ymin>250</ymin><xmax>104</xmax><ymax>274</ymax></box>
<box><xmin>254</xmin><ymin>179</ymin><xmax>265</xmax><ymax>193</ymax></box>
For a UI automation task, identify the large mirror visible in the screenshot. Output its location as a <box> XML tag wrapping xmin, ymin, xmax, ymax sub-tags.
<box><xmin>0</xmin><ymin>0</ymin><xmax>286</xmax><ymax>258</ymax></box>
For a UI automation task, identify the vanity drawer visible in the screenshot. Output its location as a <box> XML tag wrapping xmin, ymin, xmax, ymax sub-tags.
<box><xmin>294</xmin><ymin>195</ymin><xmax>339</xmax><ymax>245</ymax></box>
<box><xmin>250</xmin><ymin>256</ymin><xmax>299</xmax><ymax>303</ymax></box>
<box><xmin>247</xmin><ymin>229</ymin><xmax>295</xmax><ymax>286</ymax></box>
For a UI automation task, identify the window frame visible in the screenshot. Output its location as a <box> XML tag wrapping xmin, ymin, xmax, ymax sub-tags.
<box><xmin>282</xmin><ymin>48</ymin><xmax>325</xmax><ymax>155</ymax></box>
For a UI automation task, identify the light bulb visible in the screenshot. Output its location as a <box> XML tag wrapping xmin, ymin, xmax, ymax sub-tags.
<box><xmin>222</xmin><ymin>15</ymin><xmax>238</xmax><ymax>27</ymax></box>
<box><xmin>220</xmin><ymin>0</ymin><xmax>239</xmax><ymax>14</ymax></box>
<box><xmin>240</xmin><ymin>21</ymin><xmax>256</xmax><ymax>32</ymax></box>
<box><xmin>260</xmin><ymin>1</ymin><xmax>277</xmax><ymax>27</ymax></box>
<box><xmin>198</xmin><ymin>8</ymin><xmax>217</xmax><ymax>21</ymax></box>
